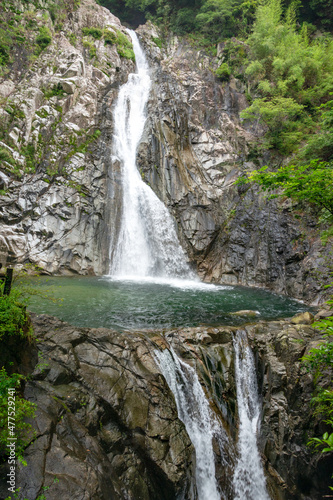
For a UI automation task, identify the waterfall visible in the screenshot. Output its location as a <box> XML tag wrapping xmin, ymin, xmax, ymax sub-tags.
<box><xmin>233</xmin><ymin>330</ymin><xmax>270</xmax><ymax>500</ymax></box>
<box><xmin>110</xmin><ymin>30</ymin><xmax>193</xmax><ymax>279</ymax></box>
<box><xmin>155</xmin><ymin>347</ymin><xmax>225</xmax><ymax>500</ymax></box>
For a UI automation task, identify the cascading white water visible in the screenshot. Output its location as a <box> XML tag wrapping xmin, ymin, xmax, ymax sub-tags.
<box><xmin>155</xmin><ymin>347</ymin><xmax>224</xmax><ymax>500</ymax></box>
<box><xmin>110</xmin><ymin>30</ymin><xmax>193</xmax><ymax>279</ymax></box>
<box><xmin>233</xmin><ymin>330</ymin><xmax>270</xmax><ymax>500</ymax></box>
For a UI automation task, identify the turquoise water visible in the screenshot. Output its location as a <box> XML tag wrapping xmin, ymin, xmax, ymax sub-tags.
<box><xmin>24</xmin><ymin>276</ymin><xmax>312</xmax><ymax>331</ymax></box>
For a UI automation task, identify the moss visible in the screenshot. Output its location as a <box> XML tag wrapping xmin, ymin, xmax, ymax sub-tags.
<box><xmin>82</xmin><ymin>27</ymin><xmax>103</xmax><ymax>39</ymax></box>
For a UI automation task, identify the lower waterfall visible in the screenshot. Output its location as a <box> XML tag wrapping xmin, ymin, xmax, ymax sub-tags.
<box><xmin>233</xmin><ymin>330</ymin><xmax>270</xmax><ymax>500</ymax></box>
<box><xmin>110</xmin><ymin>30</ymin><xmax>194</xmax><ymax>279</ymax></box>
<box><xmin>155</xmin><ymin>347</ymin><xmax>225</xmax><ymax>500</ymax></box>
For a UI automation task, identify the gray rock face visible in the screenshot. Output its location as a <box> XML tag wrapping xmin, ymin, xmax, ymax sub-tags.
<box><xmin>135</xmin><ymin>24</ymin><xmax>332</xmax><ymax>305</ymax></box>
<box><xmin>0</xmin><ymin>0</ymin><xmax>132</xmax><ymax>275</ymax></box>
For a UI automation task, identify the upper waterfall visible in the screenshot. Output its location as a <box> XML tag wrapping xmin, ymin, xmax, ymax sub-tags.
<box><xmin>109</xmin><ymin>30</ymin><xmax>194</xmax><ymax>280</ymax></box>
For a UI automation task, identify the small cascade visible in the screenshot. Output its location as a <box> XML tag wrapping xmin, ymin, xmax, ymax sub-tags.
<box><xmin>155</xmin><ymin>347</ymin><xmax>226</xmax><ymax>500</ymax></box>
<box><xmin>110</xmin><ymin>30</ymin><xmax>194</xmax><ymax>279</ymax></box>
<box><xmin>233</xmin><ymin>330</ymin><xmax>270</xmax><ymax>500</ymax></box>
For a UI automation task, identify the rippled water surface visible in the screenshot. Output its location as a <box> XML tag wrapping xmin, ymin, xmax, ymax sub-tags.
<box><xmin>23</xmin><ymin>276</ymin><xmax>312</xmax><ymax>331</ymax></box>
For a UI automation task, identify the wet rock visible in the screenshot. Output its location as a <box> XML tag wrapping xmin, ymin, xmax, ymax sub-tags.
<box><xmin>230</xmin><ymin>309</ymin><xmax>260</xmax><ymax>317</ymax></box>
<box><xmin>4</xmin><ymin>314</ymin><xmax>195</xmax><ymax>500</ymax></box>
<box><xmin>290</xmin><ymin>311</ymin><xmax>315</xmax><ymax>325</ymax></box>
<box><xmin>314</xmin><ymin>309</ymin><xmax>333</xmax><ymax>319</ymax></box>
<box><xmin>246</xmin><ymin>320</ymin><xmax>332</xmax><ymax>500</ymax></box>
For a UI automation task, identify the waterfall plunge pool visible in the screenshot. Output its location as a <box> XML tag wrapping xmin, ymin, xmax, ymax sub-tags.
<box><xmin>24</xmin><ymin>276</ymin><xmax>312</xmax><ymax>331</ymax></box>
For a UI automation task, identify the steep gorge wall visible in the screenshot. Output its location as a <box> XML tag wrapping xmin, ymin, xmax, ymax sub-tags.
<box><xmin>0</xmin><ymin>0</ymin><xmax>131</xmax><ymax>275</ymax></box>
<box><xmin>136</xmin><ymin>24</ymin><xmax>332</xmax><ymax>304</ymax></box>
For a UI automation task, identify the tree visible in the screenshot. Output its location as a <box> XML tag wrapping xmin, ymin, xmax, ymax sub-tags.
<box><xmin>238</xmin><ymin>160</ymin><xmax>333</xmax><ymax>216</ymax></box>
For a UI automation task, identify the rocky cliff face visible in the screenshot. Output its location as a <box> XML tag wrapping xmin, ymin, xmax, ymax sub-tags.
<box><xmin>0</xmin><ymin>1</ymin><xmax>331</xmax><ymax>303</ymax></box>
<box><xmin>0</xmin><ymin>0</ymin><xmax>134</xmax><ymax>275</ymax></box>
<box><xmin>0</xmin><ymin>314</ymin><xmax>330</xmax><ymax>500</ymax></box>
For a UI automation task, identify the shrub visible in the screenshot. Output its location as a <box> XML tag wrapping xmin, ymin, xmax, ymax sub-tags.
<box><xmin>151</xmin><ymin>36</ymin><xmax>162</xmax><ymax>48</ymax></box>
<box><xmin>237</xmin><ymin>160</ymin><xmax>333</xmax><ymax>216</ymax></box>
<box><xmin>0</xmin><ymin>290</ymin><xmax>32</xmax><ymax>341</ymax></box>
<box><xmin>215</xmin><ymin>62</ymin><xmax>231</xmax><ymax>81</ymax></box>
<box><xmin>0</xmin><ymin>147</ymin><xmax>14</xmax><ymax>166</ymax></box>
<box><xmin>43</xmin><ymin>83</ymin><xmax>66</xmax><ymax>99</ymax></box>
<box><xmin>114</xmin><ymin>30</ymin><xmax>135</xmax><ymax>61</ymax></box>
<box><xmin>104</xmin><ymin>29</ymin><xmax>117</xmax><ymax>45</ymax></box>
<box><xmin>83</xmin><ymin>39</ymin><xmax>97</xmax><ymax>58</ymax></box>
<box><xmin>35</xmin><ymin>27</ymin><xmax>52</xmax><ymax>52</ymax></box>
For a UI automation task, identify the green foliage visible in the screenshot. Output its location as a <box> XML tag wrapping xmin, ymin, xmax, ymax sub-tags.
<box><xmin>308</xmin><ymin>431</ymin><xmax>333</xmax><ymax>453</ymax></box>
<box><xmin>0</xmin><ymin>147</ymin><xmax>14</xmax><ymax>166</ymax></box>
<box><xmin>114</xmin><ymin>29</ymin><xmax>135</xmax><ymax>60</ymax></box>
<box><xmin>104</xmin><ymin>29</ymin><xmax>117</xmax><ymax>45</ymax></box>
<box><xmin>243</xmin><ymin>0</ymin><xmax>333</xmax><ymax>153</ymax></box>
<box><xmin>302</xmin><ymin>292</ymin><xmax>333</xmax><ymax>489</ymax></box>
<box><xmin>0</xmin><ymin>367</ymin><xmax>36</xmax><ymax>463</ymax></box>
<box><xmin>0</xmin><ymin>290</ymin><xmax>32</xmax><ymax>341</ymax></box>
<box><xmin>238</xmin><ymin>160</ymin><xmax>333</xmax><ymax>215</ymax></box>
<box><xmin>82</xmin><ymin>27</ymin><xmax>103</xmax><ymax>39</ymax></box>
<box><xmin>300</xmin><ymin>98</ymin><xmax>333</xmax><ymax>163</ymax></box>
<box><xmin>151</xmin><ymin>36</ymin><xmax>162</xmax><ymax>48</ymax></box>
<box><xmin>43</xmin><ymin>83</ymin><xmax>66</xmax><ymax>99</ymax></box>
<box><xmin>68</xmin><ymin>32</ymin><xmax>77</xmax><ymax>47</ymax></box>
<box><xmin>99</xmin><ymin>0</ymin><xmax>255</xmax><ymax>42</ymax></box>
<box><xmin>103</xmin><ymin>28</ymin><xmax>135</xmax><ymax>60</ymax></box>
<box><xmin>215</xmin><ymin>62</ymin><xmax>231</xmax><ymax>80</ymax></box>
<box><xmin>35</xmin><ymin>26</ymin><xmax>52</xmax><ymax>52</ymax></box>
<box><xmin>83</xmin><ymin>38</ymin><xmax>97</xmax><ymax>58</ymax></box>
<box><xmin>195</xmin><ymin>0</ymin><xmax>241</xmax><ymax>41</ymax></box>
<box><xmin>21</xmin><ymin>144</ymin><xmax>36</xmax><ymax>173</ymax></box>
<box><xmin>0</xmin><ymin>28</ymin><xmax>11</xmax><ymax>66</ymax></box>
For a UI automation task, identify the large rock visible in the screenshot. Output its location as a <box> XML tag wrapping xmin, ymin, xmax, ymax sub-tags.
<box><xmin>2</xmin><ymin>314</ymin><xmax>195</xmax><ymax>500</ymax></box>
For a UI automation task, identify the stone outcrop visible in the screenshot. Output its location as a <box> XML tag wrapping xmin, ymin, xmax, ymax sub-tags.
<box><xmin>0</xmin><ymin>314</ymin><xmax>195</xmax><ymax>500</ymax></box>
<box><xmin>1</xmin><ymin>314</ymin><xmax>331</xmax><ymax>500</ymax></box>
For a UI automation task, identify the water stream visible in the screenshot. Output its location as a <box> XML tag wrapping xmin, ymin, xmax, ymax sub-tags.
<box><xmin>110</xmin><ymin>30</ymin><xmax>193</xmax><ymax>279</ymax></box>
<box><xmin>233</xmin><ymin>330</ymin><xmax>270</xmax><ymax>500</ymax></box>
<box><xmin>155</xmin><ymin>347</ymin><xmax>226</xmax><ymax>500</ymax></box>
